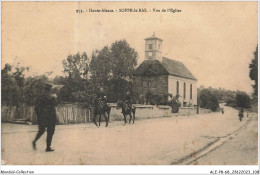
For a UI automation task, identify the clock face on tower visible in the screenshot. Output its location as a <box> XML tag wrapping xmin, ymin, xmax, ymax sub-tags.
<box><xmin>148</xmin><ymin>52</ymin><xmax>152</xmax><ymax>57</ymax></box>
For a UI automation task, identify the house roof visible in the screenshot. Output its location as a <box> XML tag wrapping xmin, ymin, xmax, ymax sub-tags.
<box><xmin>133</xmin><ymin>57</ymin><xmax>197</xmax><ymax>80</ymax></box>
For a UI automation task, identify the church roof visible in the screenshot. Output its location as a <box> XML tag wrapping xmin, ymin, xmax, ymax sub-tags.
<box><xmin>133</xmin><ymin>60</ymin><xmax>169</xmax><ymax>76</ymax></box>
<box><xmin>133</xmin><ymin>57</ymin><xmax>197</xmax><ymax>80</ymax></box>
<box><xmin>162</xmin><ymin>57</ymin><xmax>197</xmax><ymax>80</ymax></box>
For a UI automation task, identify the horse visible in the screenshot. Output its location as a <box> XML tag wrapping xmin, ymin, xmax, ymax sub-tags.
<box><xmin>93</xmin><ymin>99</ymin><xmax>111</xmax><ymax>127</ymax></box>
<box><xmin>105</xmin><ymin>104</ymin><xmax>112</xmax><ymax>122</ymax></box>
<box><xmin>116</xmin><ymin>100</ymin><xmax>136</xmax><ymax>125</ymax></box>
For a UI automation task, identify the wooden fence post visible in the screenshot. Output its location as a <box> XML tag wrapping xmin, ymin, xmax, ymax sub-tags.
<box><xmin>85</xmin><ymin>109</ymin><xmax>87</xmax><ymax>123</ymax></box>
<box><xmin>88</xmin><ymin>109</ymin><xmax>91</xmax><ymax>123</ymax></box>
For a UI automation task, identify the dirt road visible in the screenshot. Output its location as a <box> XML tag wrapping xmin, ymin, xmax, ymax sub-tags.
<box><xmin>1</xmin><ymin>106</ymin><xmax>257</xmax><ymax>165</ymax></box>
<box><xmin>190</xmin><ymin>113</ymin><xmax>258</xmax><ymax>165</ymax></box>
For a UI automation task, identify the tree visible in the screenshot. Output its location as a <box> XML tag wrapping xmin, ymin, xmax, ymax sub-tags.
<box><xmin>109</xmin><ymin>40</ymin><xmax>138</xmax><ymax>101</ymax></box>
<box><xmin>225</xmin><ymin>92</ymin><xmax>236</xmax><ymax>107</ymax></box>
<box><xmin>63</xmin><ymin>52</ymin><xmax>89</xmax><ymax>80</ymax></box>
<box><xmin>236</xmin><ymin>92</ymin><xmax>251</xmax><ymax>108</ymax></box>
<box><xmin>89</xmin><ymin>40</ymin><xmax>138</xmax><ymax>102</ymax></box>
<box><xmin>89</xmin><ymin>47</ymin><xmax>112</xmax><ymax>91</ymax></box>
<box><xmin>249</xmin><ymin>45</ymin><xmax>258</xmax><ymax>96</ymax></box>
<box><xmin>60</xmin><ymin>52</ymin><xmax>91</xmax><ymax>104</ymax></box>
<box><xmin>52</xmin><ymin>75</ymin><xmax>67</xmax><ymax>85</ymax></box>
<box><xmin>199</xmin><ymin>89</ymin><xmax>219</xmax><ymax>111</ymax></box>
<box><xmin>12</xmin><ymin>64</ymin><xmax>29</xmax><ymax>89</ymax></box>
<box><xmin>1</xmin><ymin>63</ymin><xmax>29</xmax><ymax>106</ymax></box>
<box><xmin>1</xmin><ymin>64</ymin><xmax>21</xmax><ymax>106</ymax></box>
<box><xmin>110</xmin><ymin>40</ymin><xmax>138</xmax><ymax>81</ymax></box>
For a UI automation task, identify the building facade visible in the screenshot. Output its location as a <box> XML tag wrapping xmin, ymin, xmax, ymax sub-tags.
<box><xmin>133</xmin><ymin>34</ymin><xmax>197</xmax><ymax>106</ymax></box>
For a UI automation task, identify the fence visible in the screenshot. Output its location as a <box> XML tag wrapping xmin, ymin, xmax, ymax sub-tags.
<box><xmin>1</xmin><ymin>106</ymin><xmax>17</xmax><ymax>122</ymax></box>
<box><xmin>1</xmin><ymin>103</ymin><xmax>210</xmax><ymax>124</ymax></box>
<box><xmin>1</xmin><ymin>104</ymin><xmax>92</xmax><ymax>124</ymax></box>
<box><xmin>55</xmin><ymin>104</ymin><xmax>92</xmax><ymax>124</ymax></box>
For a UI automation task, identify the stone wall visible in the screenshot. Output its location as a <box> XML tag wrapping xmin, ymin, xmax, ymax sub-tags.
<box><xmin>108</xmin><ymin>103</ymin><xmax>171</xmax><ymax>121</ymax></box>
<box><xmin>133</xmin><ymin>75</ymin><xmax>168</xmax><ymax>104</ymax></box>
<box><xmin>178</xmin><ymin>107</ymin><xmax>211</xmax><ymax>116</ymax></box>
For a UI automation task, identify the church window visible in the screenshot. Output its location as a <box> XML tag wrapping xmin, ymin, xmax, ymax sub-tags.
<box><xmin>183</xmin><ymin>83</ymin><xmax>186</xmax><ymax>99</ymax></box>
<box><xmin>190</xmin><ymin>84</ymin><xmax>192</xmax><ymax>99</ymax></box>
<box><xmin>176</xmin><ymin>81</ymin><xmax>179</xmax><ymax>96</ymax></box>
<box><xmin>149</xmin><ymin>44</ymin><xmax>153</xmax><ymax>50</ymax></box>
<box><xmin>147</xmin><ymin>81</ymin><xmax>151</xmax><ymax>88</ymax></box>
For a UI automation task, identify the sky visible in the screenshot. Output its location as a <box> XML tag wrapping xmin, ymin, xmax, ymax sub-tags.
<box><xmin>1</xmin><ymin>1</ymin><xmax>258</xmax><ymax>94</ymax></box>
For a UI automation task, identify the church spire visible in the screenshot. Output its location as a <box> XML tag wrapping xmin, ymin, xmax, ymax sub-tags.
<box><xmin>144</xmin><ymin>34</ymin><xmax>163</xmax><ymax>61</ymax></box>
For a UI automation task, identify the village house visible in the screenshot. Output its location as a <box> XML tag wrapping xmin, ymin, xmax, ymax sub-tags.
<box><xmin>133</xmin><ymin>34</ymin><xmax>197</xmax><ymax>107</ymax></box>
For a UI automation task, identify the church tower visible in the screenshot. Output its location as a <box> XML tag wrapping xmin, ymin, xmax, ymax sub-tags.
<box><xmin>144</xmin><ymin>33</ymin><xmax>163</xmax><ymax>62</ymax></box>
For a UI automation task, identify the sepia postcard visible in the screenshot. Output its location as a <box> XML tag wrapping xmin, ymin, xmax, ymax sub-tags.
<box><xmin>1</xmin><ymin>1</ymin><xmax>259</xmax><ymax>174</ymax></box>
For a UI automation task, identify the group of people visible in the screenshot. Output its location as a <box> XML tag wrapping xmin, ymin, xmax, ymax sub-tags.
<box><xmin>32</xmin><ymin>85</ymin><xmax>132</xmax><ymax>152</ymax></box>
<box><xmin>31</xmin><ymin>83</ymin><xmax>248</xmax><ymax>152</ymax></box>
<box><xmin>238</xmin><ymin>108</ymin><xmax>244</xmax><ymax>122</ymax></box>
<box><xmin>94</xmin><ymin>88</ymin><xmax>132</xmax><ymax>112</ymax></box>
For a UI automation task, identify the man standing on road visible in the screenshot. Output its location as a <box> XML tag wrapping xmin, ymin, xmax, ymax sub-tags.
<box><xmin>238</xmin><ymin>108</ymin><xmax>244</xmax><ymax>122</ymax></box>
<box><xmin>32</xmin><ymin>83</ymin><xmax>57</xmax><ymax>152</ymax></box>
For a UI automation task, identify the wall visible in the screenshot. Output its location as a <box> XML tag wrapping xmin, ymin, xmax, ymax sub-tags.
<box><xmin>108</xmin><ymin>103</ymin><xmax>171</xmax><ymax>121</ymax></box>
<box><xmin>133</xmin><ymin>75</ymin><xmax>168</xmax><ymax>104</ymax></box>
<box><xmin>168</xmin><ymin>75</ymin><xmax>197</xmax><ymax>106</ymax></box>
<box><xmin>178</xmin><ymin>107</ymin><xmax>211</xmax><ymax>116</ymax></box>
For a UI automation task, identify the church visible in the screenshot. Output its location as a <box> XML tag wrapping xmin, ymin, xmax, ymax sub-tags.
<box><xmin>133</xmin><ymin>34</ymin><xmax>197</xmax><ymax>107</ymax></box>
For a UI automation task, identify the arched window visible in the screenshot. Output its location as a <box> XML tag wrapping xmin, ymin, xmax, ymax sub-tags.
<box><xmin>176</xmin><ymin>81</ymin><xmax>179</xmax><ymax>96</ymax></box>
<box><xmin>183</xmin><ymin>83</ymin><xmax>186</xmax><ymax>99</ymax></box>
<box><xmin>190</xmin><ymin>84</ymin><xmax>192</xmax><ymax>99</ymax></box>
<box><xmin>147</xmin><ymin>81</ymin><xmax>151</xmax><ymax>88</ymax></box>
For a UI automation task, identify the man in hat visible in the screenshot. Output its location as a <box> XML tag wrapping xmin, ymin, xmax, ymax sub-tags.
<box><xmin>97</xmin><ymin>87</ymin><xmax>105</xmax><ymax>101</ymax></box>
<box><xmin>92</xmin><ymin>87</ymin><xmax>109</xmax><ymax>126</ymax></box>
<box><xmin>125</xmin><ymin>91</ymin><xmax>132</xmax><ymax>111</ymax></box>
<box><xmin>32</xmin><ymin>83</ymin><xmax>57</xmax><ymax>152</ymax></box>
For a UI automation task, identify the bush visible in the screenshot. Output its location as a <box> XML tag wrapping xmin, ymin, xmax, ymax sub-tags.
<box><xmin>236</xmin><ymin>92</ymin><xmax>251</xmax><ymax>108</ymax></box>
<box><xmin>199</xmin><ymin>89</ymin><xmax>219</xmax><ymax>111</ymax></box>
<box><xmin>168</xmin><ymin>95</ymin><xmax>181</xmax><ymax>113</ymax></box>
